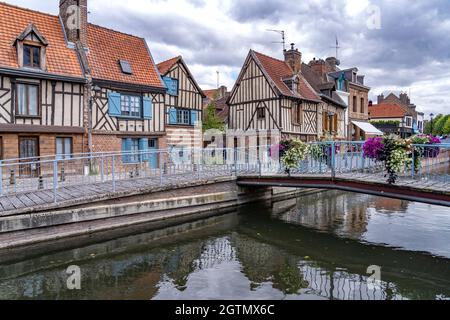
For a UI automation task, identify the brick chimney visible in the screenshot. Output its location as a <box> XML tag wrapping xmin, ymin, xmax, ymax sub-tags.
<box><xmin>325</xmin><ymin>57</ymin><xmax>340</xmax><ymax>72</ymax></box>
<box><xmin>284</xmin><ymin>43</ymin><xmax>302</xmax><ymax>74</ymax></box>
<box><xmin>377</xmin><ymin>94</ymin><xmax>384</xmax><ymax>104</ymax></box>
<box><xmin>309</xmin><ymin>58</ymin><xmax>328</xmax><ymax>76</ymax></box>
<box><xmin>399</xmin><ymin>93</ymin><xmax>410</xmax><ymax>106</ymax></box>
<box><xmin>217</xmin><ymin>85</ymin><xmax>228</xmax><ymax>100</ymax></box>
<box><xmin>59</xmin><ymin>0</ymin><xmax>88</xmax><ymax>47</ymax></box>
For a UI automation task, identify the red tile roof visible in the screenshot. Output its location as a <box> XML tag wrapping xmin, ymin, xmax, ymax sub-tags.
<box><xmin>0</xmin><ymin>2</ymin><xmax>83</xmax><ymax>78</ymax></box>
<box><xmin>253</xmin><ymin>51</ymin><xmax>320</xmax><ymax>102</ymax></box>
<box><xmin>369</xmin><ymin>103</ymin><xmax>411</xmax><ymax>118</ymax></box>
<box><xmin>86</xmin><ymin>24</ymin><xmax>164</xmax><ymax>88</ymax></box>
<box><xmin>204</xmin><ymin>89</ymin><xmax>219</xmax><ymax>100</ymax></box>
<box><xmin>157</xmin><ymin>56</ymin><xmax>180</xmax><ymax>75</ymax></box>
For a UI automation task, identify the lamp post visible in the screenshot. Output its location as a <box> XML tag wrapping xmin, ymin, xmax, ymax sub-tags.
<box><xmin>430</xmin><ymin>113</ymin><xmax>434</xmax><ymax>136</ymax></box>
<box><xmin>88</xmin><ymin>85</ymin><xmax>102</xmax><ymax>156</ymax></box>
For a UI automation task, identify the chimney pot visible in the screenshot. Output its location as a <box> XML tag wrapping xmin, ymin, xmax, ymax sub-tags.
<box><xmin>59</xmin><ymin>0</ymin><xmax>88</xmax><ymax>47</ymax></box>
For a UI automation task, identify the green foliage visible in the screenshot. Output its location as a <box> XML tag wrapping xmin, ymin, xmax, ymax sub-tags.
<box><xmin>433</xmin><ymin>114</ymin><xmax>448</xmax><ymax>135</ymax></box>
<box><xmin>424</xmin><ymin>114</ymin><xmax>442</xmax><ymax>134</ymax></box>
<box><xmin>443</xmin><ymin>116</ymin><xmax>450</xmax><ymax>135</ymax></box>
<box><xmin>370</xmin><ymin>120</ymin><xmax>400</xmax><ymax>126</ymax></box>
<box><xmin>202</xmin><ymin>103</ymin><xmax>225</xmax><ymax>132</ymax></box>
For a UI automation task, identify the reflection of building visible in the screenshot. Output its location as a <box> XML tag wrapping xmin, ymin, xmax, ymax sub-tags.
<box><xmin>232</xmin><ymin>234</ymin><xmax>309</xmax><ymax>294</ymax></box>
<box><xmin>369</xmin><ymin>197</ymin><xmax>410</xmax><ymax>213</ymax></box>
<box><xmin>279</xmin><ymin>191</ymin><xmax>371</xmax><ymax>239</ymax></box>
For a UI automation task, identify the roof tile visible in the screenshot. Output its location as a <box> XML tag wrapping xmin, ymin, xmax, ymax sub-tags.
<box><xmin>0</xmin><ymin>2</ymin><xmax>83</xmax><ymax>78</ymax></box>
<box><xmin>86</xmin><ymin>24</ymin><xmax>164</xmax><ymax>88</ymax></box>
<box><xmin>369</xmin><ymin>103</ymin><xmax>412</xmax><ymax>118</ymax></box>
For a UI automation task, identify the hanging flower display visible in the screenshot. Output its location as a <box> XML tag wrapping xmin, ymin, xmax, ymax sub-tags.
<box><xmin>280</xmin><ymin>140</ymin><xmax>310</xmax><ymax>175</ymax></box>
<box><xmin>363</xmin><ymin>135</ymin><xmax>412</xmax><ymax>184</ymax></box>
<box><xmin>411</xmin><ymin>135</ymin><xmax>441</xmax><ymax>158</ymax></box>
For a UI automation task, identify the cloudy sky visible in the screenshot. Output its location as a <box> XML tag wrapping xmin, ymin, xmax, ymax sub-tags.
<box><xmin>6</xmin><ymin>0</ymin><xmax>450</xmax><ymax>116</ymax></box>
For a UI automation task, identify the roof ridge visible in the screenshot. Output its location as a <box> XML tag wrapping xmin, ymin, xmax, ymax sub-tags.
<box><xmin>0</xmin><ymin>1</ymin><xmax>59</xmax><ymax>18</ymax></box>
<box><xmin>253</xmin><ymin>50</ymin><xmax>288</xmax><ymax>65</ymax></box>
<box><xmin>157</xmin><ymin>56</ymin><xmax>180</xmax><ymax>67</ymax></box>
<box><xmin>87</xmin><ymin>22</ymin><xmax>146</xmax><ymax>40</ymax></box>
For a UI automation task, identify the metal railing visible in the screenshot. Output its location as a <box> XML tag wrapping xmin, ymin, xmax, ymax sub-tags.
<box><xmin>1</xmin><ymin>142</ymin><xmax>449</xmax><ymax>206</ymax></box>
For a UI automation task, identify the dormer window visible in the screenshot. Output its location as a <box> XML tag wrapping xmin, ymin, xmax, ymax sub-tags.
<box><xmin>14</xmin><ymin>23</ymin><xmax>48</xmax><ymax>71</ymax></box>
<box><xmin>23</xmin><ymin>45</ymin><xmax>41</xmax><ymax>68</ymax></box>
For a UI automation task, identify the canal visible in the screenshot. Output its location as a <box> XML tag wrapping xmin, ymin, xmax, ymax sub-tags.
<box><xmin>0</xmin><ymin>190</ymin><xmax>449</xmax><ymax>300</ymax></box>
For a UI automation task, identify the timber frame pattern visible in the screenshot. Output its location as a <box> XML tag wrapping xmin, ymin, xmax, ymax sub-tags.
<box><xmin>228</xmin><ymin>50</ymin><xmax>320</xmax><ymax>141</ymax></box>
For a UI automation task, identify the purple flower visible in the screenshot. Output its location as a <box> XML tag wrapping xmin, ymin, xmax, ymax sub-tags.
<box><xmin>363</xmin><ymin>137</ymin><xmax>384</xmax><ymax>160</ymax></box>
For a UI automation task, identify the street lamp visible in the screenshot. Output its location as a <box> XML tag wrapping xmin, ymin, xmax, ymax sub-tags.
<box><xmin>430</xmin><ymin>113</ymin><xmax>434</xmax><ymax>136</ymax></box>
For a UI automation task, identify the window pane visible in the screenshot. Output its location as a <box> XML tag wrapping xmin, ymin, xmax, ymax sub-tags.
<box><xmin>56</xmin><ymin>138</ymin><xmax>63</xmax><ymax>160</ymax></box>
<box><xmin>17</xmin><ymin>84</ymin><xmax>26</xmax><ymax>115</ymax></box>
<box><xmin>28</xmin><ymin>85</ymin><xmax>38</xmax><ymax>116</ymax></box>
<box><xmin>23</xmin><ymin>46</ymin><xmax>31</xmax><ymax>66</ymax></box>
<box><xmin>65</xmin><ymin>138</ymin><xmax>72</xmax><ymax>157</ymax></box>
<box><xmin>33</xmin><ymin>47</ymin><xmax>40</xmax><ymax>68</ymax></box>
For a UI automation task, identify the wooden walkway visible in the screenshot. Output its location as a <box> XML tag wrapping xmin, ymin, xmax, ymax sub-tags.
<box><xmin>0</xmin><ymin>171</ymin><xmax>237</xmax><ymax>216</ymax></box>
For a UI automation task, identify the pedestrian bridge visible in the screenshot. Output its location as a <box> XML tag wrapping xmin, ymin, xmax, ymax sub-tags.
<box><xmin>237</xmin><ymin>172</ymin><xmax>450</xmax><ymax>207</ymax></box>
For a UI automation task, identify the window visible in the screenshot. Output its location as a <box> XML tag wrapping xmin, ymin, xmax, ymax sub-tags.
<box><xmin>163</xmin><ymin>77</ymin><xmax>179</xmax><ymax>96</ymax></box>
<box><xmin>177</xmin><ymin>109</ymin><xmax>190</xmax><ymax>125</ymax></box>
<box><xmin>360</xmin><ymin>98</ymin><xmax>365</xmax><ymax>114</ymax></box>
<box><xmin>122</xmin><ymin>138</ymin><xmax>140</xmax><ymax>163</ymax></box>
<box><xmin>352</xmin><ymin>96</ymin><xmax>357</xmax><ymax>113</ymax></box>
<box><xmin>56</xmin><ymin>137</ymin><xmax>72</xmax><ymax>160</ymax></box>
<box><xmin>119</xmin><ymin>60</ymin><xmax>132</xmax><ymax>74</ymax></box>
<box><xmin>292</xmin><ymin>105</ymin><xmax>302</xmax><ymax>124</ymax></box>
<box><xmin>405</xmin><ymin>117</ymin><xmax>412</xmax><ymax>127</ymax></box>
<box><xmin>257</xmin><ymin>107</ymin><xmax>266</xmax><ymax>119</ymax></box>
<box><xmin>17</xmin><ymin>83</ymin><xmax>39</xmax><ymax>116</ymax></box>
<box><xmin>23</xmin><ymin>45</ymin><xmax>40</xmax><ymax>68</ymax></box>
<box><xmin>120</xmin><ymin>95</ymin><xmax>141</xmax><ymax>117</ymax></box>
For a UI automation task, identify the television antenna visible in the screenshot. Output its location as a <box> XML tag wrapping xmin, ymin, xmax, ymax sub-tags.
<box><xmin>330</xmin><ymin>35</ymin><xmax>341</xmax><ymax>59</ymax></box>
<box><xmin>267</xmin><ymin>29</ymin><xmax>286</xmax><ymax>51</ymax></box>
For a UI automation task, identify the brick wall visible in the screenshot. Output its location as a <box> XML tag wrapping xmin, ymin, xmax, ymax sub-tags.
<box><xmin>0</xmin><ymin>134</ymin><xmax>84</xmax><ymax>160</ymax></box>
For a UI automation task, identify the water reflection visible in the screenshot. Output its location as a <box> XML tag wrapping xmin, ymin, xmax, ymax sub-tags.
<box><xmin>0</xmin><ymin>191</ymin><xmax>449</xmax><ymax>300</ymax></box>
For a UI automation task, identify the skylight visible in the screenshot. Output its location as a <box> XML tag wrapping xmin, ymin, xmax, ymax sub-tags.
<box><xmin>119</xmin><ymin>60</ymin><xmax>133</xmax><ymax>75</ymax></box>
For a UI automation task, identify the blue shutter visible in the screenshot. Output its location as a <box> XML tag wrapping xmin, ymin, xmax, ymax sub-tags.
<box><xmin>190</xmin><ymin>110</ymin><xmax>198</xmax><ymax>126</ymax></box>
<box><xmin>163</xmin><ymin>77</ymin><xmax>178</xmax><ymax>96</ymax></box>
<box><xmin>169</xmin><ymin>107</ymin><xmax>177</xmax><ymax>124</ymax></box>
<box><xmin>143</xmin><ymin>97</ymin><xmax>153</xmax><ymax>119</ymax></box>
<box><xmin>139</xmin><ymin>138</ymin><xmax>149</xmax><ymax>161</ymax></box>
<box><xmin>108</xmin><ymin>92</ymin><xmax>121</xmax><ymax>116</ymax></box>
<box><xmin>122</xmin><ymin>138</ymin><xmax>132</xmax><ymax>163</ymax></box>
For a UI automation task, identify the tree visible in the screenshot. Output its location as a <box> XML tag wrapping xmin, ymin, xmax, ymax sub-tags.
<box><xmin>443</xmin><ymin>116</ymin><xmax>450</xmax><ymax>135</ymax></box>
<box><xmin>424</xmin><ymin>114</ymin><xmax>441</xmax><ymax>134</ymax></box>
<box><xmin>202</xmin><ymin>103</ymin><xmax>225</xmax><ymax>132</ymax></box>
<box><xmin>434</xmin><ymin>114</ymin><xmax>449</xmax><ymax>135</ymax></box>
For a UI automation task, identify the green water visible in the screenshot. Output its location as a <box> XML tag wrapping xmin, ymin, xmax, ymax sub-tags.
<box><xmin>0</xmin><ymin>191</ymin><xmax>449</xmax><ymax>300</ymax></box>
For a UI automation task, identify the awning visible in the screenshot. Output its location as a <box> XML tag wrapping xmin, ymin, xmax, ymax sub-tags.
<box><xmin>352</xmin><ymin>121</ymin><xmax>384</xmax><ymax>135</ymax></box>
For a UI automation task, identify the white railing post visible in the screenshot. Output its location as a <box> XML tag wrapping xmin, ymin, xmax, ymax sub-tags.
<box><xmin>112</xmin><ymin>155</ymin><xmax>116</xmax><ymax>192</ymax></box>
<box><xmin>101</xmin><ymin>155</ymin><xmax>105</xmax><ymax>183</ymax></box>
<box><xmin>159</xmin><ymin>152</ymin><xmax>163</xmax><ymax>185</ymax></box>
<box><xmin>53</xmin><ymin>160</ymin><xmax>58</xmax><ymax>203</ymax></box>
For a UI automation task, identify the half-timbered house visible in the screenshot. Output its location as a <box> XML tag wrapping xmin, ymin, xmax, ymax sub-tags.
<box><xmin>0</xmin><ymin>2</ymin><xmax>86</xmax><ymax>166</ymax></box>
<box><xmin>228</xmin><ymin>46</ymin><xmax>321</xmax><ymax>143</ymax></box>
<box><xmin>59</xmin><ymin>0</ymin><xmax>167</xmax><ymax>168</ymax></box>
<box><xmin>302</xmin><ymin>59</ymin><xmax>348</xmax><ymax>140</ymax></box>
<box><xmin>157</xmin><ymin>56</ymin><xmax>205</xmax><ymax>152</ymax></box>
